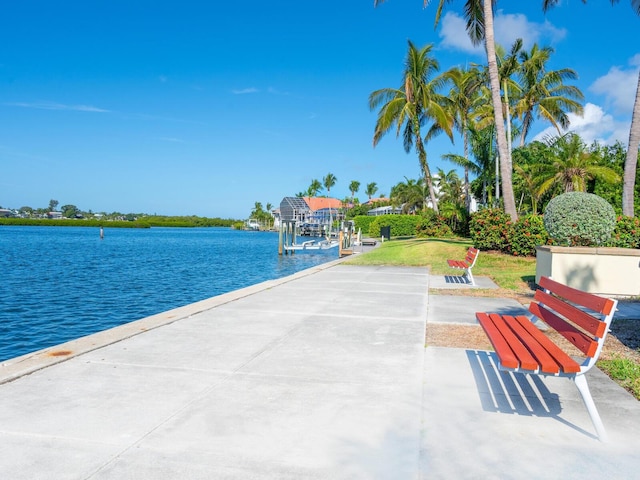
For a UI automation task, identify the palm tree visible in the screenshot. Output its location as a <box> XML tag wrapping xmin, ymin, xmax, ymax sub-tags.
<box><xmin>418</xmin><ymin>0</ymin><xmax>517</xmax><ymax>220</ymax></box>
<box><xmin>349</xmin><ymin>180</ymin><xmax>361</xmax><ymax>204</ymax></box>
<box><xmin>308</xmin><ymin>179</ymin><xmax>322</xmax><ymax>197</ymax></box>
<box><xmin>390</xmin><ymin>177</ymin><xmax>426</xmax><ymax>213</ymax></box>
<box><xmin>623</xmin><ymin>72</ymin><xmax>640</xmax><ymax>217</ymax></box>
<box><xmin>493</xmin><ymin>39</ymin><xmax>525</xmax><ymax>157</ymax></box>
<box><xmin>514</xmin><ymin>163</ymin><xmax>544</xmax><ymax>214</ymax></box>
<box><xmin>369</xmin><ymin>40</ymin><xmax>453</xmax><ymax>213</ymax></box>
<box><xmin>375</xmin><ymin>0</ymin><xmax>518</xmax><ymax>219</ymax></box>
<box><xmin>323</xmin><ymin>173</ymin><xmax>337</xmax><ymax>196</ymax></box>
<box><xmin>515</xmin><ymin>43</ymin><xmax>584</xmax><ymax>147</ymax></box>
<box><xmin>541</xmin><ymin>0</ymin><xmax>639</xmax><ymax>217</ymax></box>
<box><xmin>365</xmin><ymin>182</ymin><xmax>378</xmax><ymax>200</ymax></box>
<box><xmin>441</xmin><ymin>65</ymin><xmax>484</xmax><ymax>211</ymax></box>
<box><xmin>535</xmin><ymin>133</ymin><xmax>621</xmax><ymax>196</ymax></box>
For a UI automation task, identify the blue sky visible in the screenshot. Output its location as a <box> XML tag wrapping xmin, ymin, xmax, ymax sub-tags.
<box><xmin>1</xmin><ymin>1</ymin><xmax>638</xmax><ymax>219</ymax></box>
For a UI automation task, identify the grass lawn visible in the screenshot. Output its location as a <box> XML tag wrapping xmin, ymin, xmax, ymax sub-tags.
<box><xmin>346</xmin><ymin>237</ymin><xmax>536</xmax><ymax>293</ymax></box>
<box><xmin>346</xmin><ymin>236</ymin><xmax>640</xmax><ymax>400</ymax></box>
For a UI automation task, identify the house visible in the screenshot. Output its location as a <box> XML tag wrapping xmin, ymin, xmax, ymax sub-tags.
<box><xmin>367</xmin><ymin>205</ymin><xmax>403</xmax><ymax>216</ymax></box>
<box><xmin>278</xmin><ymin>196</ymin><xmax>345</xmax><ymax>234</ymax></box>
<box><xmin>0</xmin><ymin>209</ymin><xmax>14</xmax><ymax>218</ymax></box>
<box><xmin>47</xmin><ymin>211</ymin><xmax>63</xmax><ymax>219</ymax></box>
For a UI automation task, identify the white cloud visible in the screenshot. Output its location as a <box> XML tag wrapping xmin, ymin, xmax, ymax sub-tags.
<box><xmin>532</xmin><ymin>102</ymin><xmax>628</xmax><ymax>145</ymax></box>
<box><xmin>439</xmin><ymin>10</ymin><xmax>566</xmax><ymax>54</ymax></box>
<box><xmin>267</xmin><ymin>86</ymin><xmax>289</xmax><ymax>95</ymax></box>
<box><xmin>590</xmin><ymin>56</ymin><xmax>640</xmax><ymax>114</ymax></box>
<box><xmin>439</xmin><ymin>12</ymin><xmax>478</xmax><ymax>54</ymax></box>
<box><xmin>231</xmin><ymin>87</ymin><xmax>258</xmax><ymax>94</ymax></box>
<box><xmin>5</xmin><ymin>101</ymin><xmax>110</xmax><ymax>113</ymax></box>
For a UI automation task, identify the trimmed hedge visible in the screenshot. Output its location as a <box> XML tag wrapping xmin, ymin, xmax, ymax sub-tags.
<box><xmin>367</xmin><ymin>215</ymin><xmax>421</xmax><ymax>238</ymax></box>
<box><xmin>544</xmin><ymin>192</ymin><xmax>616</xmax><ymax>246</ymax></box>
<box><xmin>353</xmin><ymin>215</ymin><xmax>376</xmax><ymax>236</ymax></box>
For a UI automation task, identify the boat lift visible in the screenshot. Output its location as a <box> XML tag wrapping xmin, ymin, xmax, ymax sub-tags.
<box><xmin>278</xmin><ymin>220</ymin><xmax>354</xmax><ymax>257</ymax></box>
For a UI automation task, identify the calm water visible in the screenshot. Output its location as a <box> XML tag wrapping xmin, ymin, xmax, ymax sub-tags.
<box><xmin>0</xmin><ymin>226</ymin><xmax>337</xmax><ymax>362</ymax></box>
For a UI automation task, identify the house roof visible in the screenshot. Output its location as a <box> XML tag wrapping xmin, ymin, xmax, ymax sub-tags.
<box><xmin>303</xmin><ymin>197</ymin><xmax>342</xmax><ymax>211</ymax></box>
<box><xmin>365</xmin><ymin>197</ymin><xmax>390</xmax><ymax>204</ymax></box>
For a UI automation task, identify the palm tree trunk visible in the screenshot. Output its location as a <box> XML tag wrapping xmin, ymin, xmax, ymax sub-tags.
<box><xmin>416</xmin><ymin>136</ymin><xmax>439</xmax><ymax>213</ymax></box>
<box><xmin>484</xmin><ymin>1</ymin><xmax>518</xmax><ymax>221</ymax></box>
<box><xmin>622</xmin><ymin>71</ymin><xmax>640</xmax><ymax>217</ymax></box>
<box><xmin>503</xmin><ymin>78</ymin><xmax>513</xmax><ymax>155</ymax></box>
<box><xmin>463</xmin><ymin>128</ymin><xmax>471</xmax><ymax>212</ymax></box>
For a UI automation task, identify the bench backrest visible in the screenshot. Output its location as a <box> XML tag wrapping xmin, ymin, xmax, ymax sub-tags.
<box><xmin>465</xmin><ymin>247</ymin><xmax>479</xmax><ymax>267</ymax></box>
<box><xmin>529</xmin><ymin>276</ymin><xmax>618</xmax><ymax>372</ymax></box>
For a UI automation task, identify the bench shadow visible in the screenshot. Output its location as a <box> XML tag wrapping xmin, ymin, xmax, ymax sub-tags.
<box><xmin>466</xmin><ymin>349</ymin><xmax>596</xmax><ymax>439</ymax></box>
<box><xmin>444</xmin><ymin>275</ymin><xmax>471</xmax><ymax>285</ymax></box>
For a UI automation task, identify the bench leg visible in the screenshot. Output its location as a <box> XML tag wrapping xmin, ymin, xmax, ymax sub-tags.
<box><xmin>465</xmin><ymin>268</ymin><xmax>475</xmax><ymax>286</ymax></box>
<box><xmin>574</xmin><ymin>374</ymin><xmax>608</xmax><ymax>442</ymax></box>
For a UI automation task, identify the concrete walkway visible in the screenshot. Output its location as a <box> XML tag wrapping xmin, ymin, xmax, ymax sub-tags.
<box><xmin>1</xmin><ymin>265</ymin><xmax>639</xmax><ymax>479</ymax></box>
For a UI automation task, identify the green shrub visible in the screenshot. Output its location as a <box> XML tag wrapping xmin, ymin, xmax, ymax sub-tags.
<box><xmin>367</xmin><ymin>215</ymin><xmax>420</xmax><ymax>238</ymax></box>
<box><xmin>608</xmin><ymin>216</ymin><xmax>640</xmax><ymax>248</ymax></box>
<box><xmin>416</xmin><ymin>212</ymin><xmax>454</xmax><ymax>238</ymax></box>
<box><xmin>508</xmin><ymin>214</ymin><xmax>549</xmax><ymax>256</ymax></box>
<box><xmin>353</xmin><ymin>215</ymin><xmax>375</xmax><ymax>236</ymax></box>
<box><xmin>469</xmin><ymin>208</ymin><xmax>512</xmax><ymax>252</ymax></box>
<box><xmin>543</xmin><ymin>192</ymin><xmax>616</xmax><ymax>246</ymax></box>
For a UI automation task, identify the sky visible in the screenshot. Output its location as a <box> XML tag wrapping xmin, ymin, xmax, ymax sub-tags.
<box><xmin>1</xmin><ymin>1</ymin><xmax>638</xmax><ymax>219</ymax></box>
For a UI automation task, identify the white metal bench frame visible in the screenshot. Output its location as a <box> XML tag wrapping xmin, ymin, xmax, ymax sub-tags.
<box><xmin>447</xmin><ymin>247</ymin><xmax>479</xmax><ymax>286</ymax></box>
<box><xmin>476</xmin><ymin>276</ymin><xmax>618</xmax><ymax>441</ymax></box>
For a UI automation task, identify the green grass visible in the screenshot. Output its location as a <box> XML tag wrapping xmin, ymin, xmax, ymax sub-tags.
<box><xmin>598</xmin><ymin>357</ymin><xmax>640</xmax><ymax>399</ymax></box>
<box><xmin>346</xmin><ymin>237</ymin><xmax>536</xmax><ymax>292</ymax></box>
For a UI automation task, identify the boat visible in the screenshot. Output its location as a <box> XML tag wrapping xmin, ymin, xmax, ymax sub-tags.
<box><xmin>245</xmin><ymin>219</ymin><xmax>260</xmax><ymax>231</ymax></box>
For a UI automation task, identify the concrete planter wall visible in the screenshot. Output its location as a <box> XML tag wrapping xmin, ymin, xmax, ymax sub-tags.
<box><xmin>536</xmin><ymin>245</ymin><xmax>640</xmax><ymax>296</ymax></box>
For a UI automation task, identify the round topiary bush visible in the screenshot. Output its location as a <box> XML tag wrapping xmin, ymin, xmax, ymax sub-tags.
<box><xmin>543</xmin><ymin>192</ymin><xmax>616</xmax><ymax>246</ymax></box>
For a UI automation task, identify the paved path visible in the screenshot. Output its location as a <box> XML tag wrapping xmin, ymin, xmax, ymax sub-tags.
<box><xmin>1</xmin><ymin>265</ymin><xmax>639</xmax><ymax>479</ymax></box>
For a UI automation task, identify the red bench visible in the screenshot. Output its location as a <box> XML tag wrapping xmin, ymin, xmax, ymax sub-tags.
<box><xmin>447</xmin><ymin>247</ymin><xmax>479</xmax><ymax>285</ymax></box>
<box><xmin>476</xmin><ymin>276</ymin><xmax>618</xmax><ymax>441</ymax></box>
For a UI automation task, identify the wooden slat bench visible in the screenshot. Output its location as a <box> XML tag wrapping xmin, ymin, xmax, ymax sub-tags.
<box><xmin>476</xmin><ymin>276</ymin><xmax>618</xmax><ymax>441</ymax></box>
<box><xmin>447</xmin><ymin>247</ymin><xmax>479</xmax><ymax>285</ymax></box>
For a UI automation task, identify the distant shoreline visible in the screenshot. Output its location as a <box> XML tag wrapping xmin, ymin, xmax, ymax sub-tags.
<box><xmin>0</xmin><ymin>217</ymin><xmax>237</xmax><ymax>229</ymax></box>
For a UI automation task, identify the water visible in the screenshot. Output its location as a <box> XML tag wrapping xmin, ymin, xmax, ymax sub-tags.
<box><xmin>0</xmin><ymin>226</ymin><xmax>337</xmax><ymax>362</ymax></box>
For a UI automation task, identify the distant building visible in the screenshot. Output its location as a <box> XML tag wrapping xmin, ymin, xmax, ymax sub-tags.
<box><xmin>47</xmin><ymin>211</ymin><xmax>63</xmax><ymax>219</ymax></box>
<box><xmin>367</xmin><ymin>205</ymin><xmax>402</xmax><ymax>216</ymax></box>
<box><xmin>278</xmin><ymin>196</ymin><xmax>345</xmax><ymax>234</ymax></box>
<box><xmin>0</xmin><ymin>208</ymin><xmax>13</xmax><ymax>218</ymax></box>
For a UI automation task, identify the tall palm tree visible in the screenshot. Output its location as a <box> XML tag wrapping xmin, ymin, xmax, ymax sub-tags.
<box><xmin>541</xmin><ymin>0</ymin><xmax>640</xmax><ymax>216</ymax></box>
<box><xmin>323</xmin><ymin>173</ymin><xmax>337</xmax><ymax>196</ymax></box>
<box><xmin>423</xmin><ymin>0</ymin><xmax>518</xmax><ymax>220</ymax></box>
<box><xmin>441</xmin><ymin>65</ymin><xmax>484</xmax><ymax>212</ymax></box>
<box><xmin>623</xmin><ymin>72</ymin><xmax>640</xmax><ymax>217</ymax></box>
<box><xmin>365</xmin><ymin>182</ymin><xmax>379</xmax><ymax>200</ymax></box>
<box><xmin>535</xmin><ymin>133</ymin><xmax>621</xmax><ymax>196</ymax></box>
<box><xmin>369</xmin><ymin>40</ymin><xmax>453</xmax><ymax>213</ymax></box>
<box><xmin>493</xmin><ymin>39</ymin><xmax>525</xmax><ymax>156</ymax></box>
<box><xmin>349</xmin><ymin>180</ymin><xmax>361</xmax><ymax>203</ymax></box>
<box><xmin>515</xmin><ymin>43</ymin><xmax>584</xmax><ymax>147</ymax></box>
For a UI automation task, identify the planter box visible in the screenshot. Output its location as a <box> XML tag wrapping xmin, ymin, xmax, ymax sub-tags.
<box><xmin>536</xmin><ymin>245</ymin><xmax>640</xmax><ymax>296</ymax></box>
